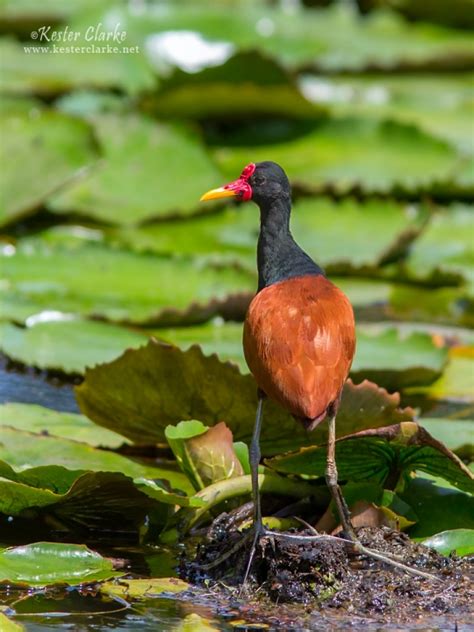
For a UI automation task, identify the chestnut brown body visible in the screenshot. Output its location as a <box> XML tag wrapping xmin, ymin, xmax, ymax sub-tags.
<box><xmin>243</xmin><ymin>274</ymin><xmax>355</xmax><ymax>430</ymax></box>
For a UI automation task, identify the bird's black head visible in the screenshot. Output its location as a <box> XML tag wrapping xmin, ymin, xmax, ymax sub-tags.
<box><xmin>200</xmin><ymin>161</ymin><xmax>291</xmax><ymax>207</ymax></box>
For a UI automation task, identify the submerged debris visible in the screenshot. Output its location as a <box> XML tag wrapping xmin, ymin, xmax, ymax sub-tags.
<box><xmin>183</xmin><ymin>515</ymin><xmax>474</xmax><ymax>624</ymax></box>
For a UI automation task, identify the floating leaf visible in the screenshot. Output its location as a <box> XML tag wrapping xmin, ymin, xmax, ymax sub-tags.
<box><xmin>165</xmin><ymin>420</ymin><xmax>244</xmax><ymax>490</ymax></box>
<box><xmin>419</xmin><ymin>418</ymin><xmax>473</xmax><ymax>461</ymax></box>
<box><xmin>403</xmin><ymin>205</ymin><xmax>474</xmax><ymax>291</ymax></box>
<box><xmin>0</xmin><ymin>106</ymin><xmax>96</xmax><ymax>226</ymax></box>
<box><xmin>401</xmin><ymin>476</ymin><xmax>474</xmax><ymax>538</ymax></box>
<box><xmin>422</xmin><ymin>529</ymin><xmax>474</xmax><ymax>557</ymax></box>
<box><xmin>214</xmin><ymin>117</ymin><xmax>462</xmax><ymax>195</ymax></box>
<box><xmin>300</xmin><ymin>74</ymin><xmax>474</xmax><ymax>153</ymax></box>
<box><xmin>412</xmin><ymin>346</ymin><xmax>474</xmax><ymax>402</ymax></box>
<box><xmin>389</xmin><ymin>285</ymin><xmax>474</xmax><ymax>328</ymax></box>
<box><xmin>110</xmin><ymin>196</ymin><xmax>425</xmax><ymax>273</ymax></box>
<box><xmin>100</xmin><ymin>577</ymin><xmax>189</xmax><ymax>599</ymax></box>
<box><xmin>1</xmin><ymin>229</ymin><xmax>253</xmax><ymax>325</ymax></box>
<box><xmin>154</xmin><ymin>323</ymin><xmax>448</xmax><ymax>390</ymax></box>
<box><xmin>0</xmin><ymin>402</ymin><xmax>127</xmax><ymax>448</ymax></box>
<box><xmin>0</xmin><ymin>36</ymin><xmax>154</xmax><ymax>96</ymax></box>
<box><xmin>48</xmin><ymin>113</ymin><xmax>222</xmax><ymax>225</ymax></box>
<box><xmin>76</xmin><ymin>339</ymin><xmax>415</xmax><ymax>454</ymax></box>
<box><xmin>0</xmin><ymin>320</ymin><xmax>147</xmax><ymax>375</ymax></box>
<box><xmin>76</xmin><ymin>3</ymin><xmax>474</xmax><ymax>72</ymax></box>
<box><xmin>0</xmin><ymin>426</ymin><xmax>191</xmax><ymax>493</ymax></box>
<box><xmin>0</xmin><ymin>542</ymin><xmax>121</xmax><ymax>587</ymax></box>
<box><xmin>148</xmin><ymin>50</ymin><xmax>320</xmax><ymax>120</ymax></box>
<box><xmin>267</xmin><ymin>422</ymin><xmax>474</xmax><ymax>494</ymax></box>
<box><xmin>0</xmin><ymin>461</ymin><xmax>158</xmax><ymax>530</ymax></box>
<box><xmin>351</xmin><ymin>328</ymin><xmax>448</xmax><ymax>390</ymax></box>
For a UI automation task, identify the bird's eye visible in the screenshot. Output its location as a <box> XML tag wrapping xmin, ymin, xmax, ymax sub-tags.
<box><xmin>253</xmin><ymin>175</ymin><xmax>266</xmax><ymax>186</ymax></box>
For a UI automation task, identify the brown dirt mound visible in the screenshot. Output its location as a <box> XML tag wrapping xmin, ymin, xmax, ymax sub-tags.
<box><xmin>182</xmin><ymin>514</ymin><xmax>474</xmax><ymax>625</ymax></box>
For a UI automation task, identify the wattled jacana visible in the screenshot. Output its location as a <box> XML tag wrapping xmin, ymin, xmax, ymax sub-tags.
<box><xmin>200</xmin><ymin>162</ymin><xmax>432</xmax><ymax>584</ymax></box>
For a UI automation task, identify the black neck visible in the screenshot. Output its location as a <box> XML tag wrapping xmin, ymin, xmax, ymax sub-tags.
<box><xmin>256</xmin><ymin>197</ymin><xmax>324</xmax><ymax>292</ymax></box>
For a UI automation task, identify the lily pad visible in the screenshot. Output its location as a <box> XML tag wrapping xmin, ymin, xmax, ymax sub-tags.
<box><xmin>1</xmin><ymin>228</ymin><xmax>254</xmax><ymax>325</ymax></box>
<box><xmin>419</xmin><ymin>418</ymin><xmax>473</xmax><ymax>461</ymax></box>
<box><xmin>214</xmin><ymin>117</ymin><xmax>462</xmax><ymax>195</ymax></box>
<box><xmin>0</xmin><ymin>542</ymin><xmax>121</xmax><ymax>586</ymax></box>
<box><xmin>165</xmin><ymin>420</ymin><xmax>244</xmax><ymax>490</ymax></box>
<box><xmin>110</xmin><ymin>196</ymin><xmax>427</xmax><ymax>274</ymax></box>
<box><xmin>0</xmin><ymin>319</ymin><xmax>147</xmax><ymax>375</ymax></box>
<box><xmin>100</xmin><ymin>577</ymin><xmax>189</xmax><ymax>599</ymax></box>
<box><xmin>48</xmin><ymin>113</ymin><xmax>222</xmax><ymax>225</ymax></box>
<box><xmin>351</xmin><ymin>328</ymin><xmax>448</xmax><ymax>390</ymax></box>
<box><xmin>76</xmin><ymin>3</ymin><xmax>474</xmax><ymax>72</ymax></box>
<box><xmin>76</xmin><ymin>339</ymin><xmax>415</xmax><ymax>454</ymax></box>
<box><xmin>402</xmin><ymin>475</ymin><xmax>474</xmax><ymax>538</ymax></box>
<box><xmin>0</xmin><ymin>461</ymin><xmax>159</xmax><ymax>529</ymax></box>
<box><xmin>153</xmin><ymin>323</ymin><xmax>447</xmax><ymax>391</ymax></box>
<box><xmin>422</xmin><ymin>529</ymin><xmax>474</xmax><ymax>557</ymax></box>
<box><xmin>389</xmin><ymin>285</ymin><xmax>474</xmax><ymax>328</ymax></box>
<box><xmin>148</xmin><ymin>50</ymin><xmax>320</xmax><ymax>120</ymax></box>
<box><xmin>0</xmin><ymin>402</ymin><xmax>128</xmax><ymax>448</ymax></box>
<box><xmin>0</xmin><ymin>106</ymin><xmax>96</xmax><ymax>226</ymax></box>
<box><xmin>0</xmin><ymin>36</ymin><xmax>155</xmax><ymax>96</ymax></box>
<box><xmin>266</xmin><ymin>421</ymin><xmax>474</xmax><ymax>494</ymax></box>
<box><xmin>299</xmin><ymin>73</ymin><xmax>474</xmax><ymax>153</ymax></box>
<box><xmin>413</xmin><ymin>346</ymin><xmax>474</xmax><ymax>403</ymax></box>
<box><xmin>403</xmin><ymin>205</ymin><xmax>474</xmax><ymax>291</ymax></box>
<box><xmin>0</xmin><ymin>426</ymin><xmax>191</xmax><ymax>492</ymax></box>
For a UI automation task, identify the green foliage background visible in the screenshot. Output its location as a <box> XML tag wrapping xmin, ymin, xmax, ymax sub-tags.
<box><xmin>0</xmin><ymin>0</ymin><xmax>473</xmax><ymax>625</ymax></box>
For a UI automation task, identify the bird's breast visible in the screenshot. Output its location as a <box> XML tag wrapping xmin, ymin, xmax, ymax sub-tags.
<box><xmin>243</xmin><ymin>275</ymin><xmax>356</xmax><ymax>425</ymax></box>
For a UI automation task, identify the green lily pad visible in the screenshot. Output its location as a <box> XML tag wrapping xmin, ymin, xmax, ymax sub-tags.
<box><xmin>299</xmin><ymin>73</ymin><xmax>474</xmax><ymax>153</ymax></box>
<box><xmin>0</xmin><ymin>319</ymin><xmax>147</xmax><ymax>375</ymax></box>
<box><xmin>402</xmin><ymin>475</ymin><xmax>474</xmax><ymax>538</ymax></box>
<box><xmin>74</xmin><ymin>3</ymin><xmax>474</xmax><ymax>72</ymax></box>
<box><xmin>1</xmin><ymin>228</ymin><xmax>254</xmax><ymax>325</ymax></box>
<box><xmin>0</xmin><ymin>402</ymin><xmax>128</xmax><ymax>448</ymax></box>
<box><xmin>389</xmin><ymin>285</ymin><xmax>474</xmax><ymax>328</ymax></box>
<box><xmin>266</xmin><ymin>421</ymin><xmax>474</xmax><ymax>494</ymax></box>
<box><xmin>76</xmin><ymin>339</ymin><xmax>415</xmax><ymax>454</ymax></box>
<box><xmin>110</xmin><ymin>196</ymin><xmax>427</xmax><ymax>273</ymax></box>
<box><xmin>0</xmin><ymin>461</ymin><xmax>160</xmax><ymax>529</ymax></box>
<box><xmin>422</xmin><ymin>529</ymin><xmax>474</xmax><ymax>557</ymax></box>
<box><xmin>0</xmin><ymin>542</ymin><xmax>121</xmax><ymax>587</ymax></box>
<box><xmin>351</xmin><ymin>328</ymin><xmax>448</xmax><ymax>390</ymax></box>
<box><xmin>165</xmin><ymin>420</ymin><xmax>244</xmax><ymax>491</ymax></box>
<box><xmin>0</xmin><ymin>106</ymin><xmax>96</xmax><ymax>226</ymax></box>
<box><xmin>48</xmin><ymin>113</ymin><xmax>222</xmax><ymax>225</ymax></box>
<box><xmin>148</xmin><ymin>50</ymin><xmax>320</xmax><ymax>120</ymax></box>
<box><xmin>153</xmin><ymin>323</ymin><xmax>447</xmax><ymax>391</ymax></box>
<box><xmin>0</xmin><ymin>426</ymin><xmax>191</xmax><ymax>493</ymax></box>
<box><xmin>214</xmin><ymin>117</ymin><xmax>462</xmax><ymax>195</ymax></box>
<box><xmin>100</xmin><ymin>577</ymin><xmax>189</xmax><ymax>599</ymax></box>
<box><xmin>413</xmin><ymin>346</ymin><xmax>474</xmax><ymax>403</ymax></box>
<box><xmin>419</xmin><ymin>418</ymin><xmax>473</xmax><ymax>461</ymax></box>
<box><xmin>0</xmin><ymin>36</ymin><xmax>154</xmax><ymax>96</ymax></box>
<box><xmin>403</xmin><ymin>205</ymin><xmax>474</xmax><ymax>291</ymax></box>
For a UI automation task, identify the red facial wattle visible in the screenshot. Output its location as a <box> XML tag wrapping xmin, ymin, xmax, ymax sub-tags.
<box><xmin>200</xmin><ymin>163</ymin><xmax>256</xmax><ymax>202</ymax></box>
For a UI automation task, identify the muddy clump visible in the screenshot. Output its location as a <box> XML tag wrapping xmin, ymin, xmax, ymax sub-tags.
<box><xmin>182</xmin><ymin>513</ymin><xmax>473</xmax><ymax>624</ymax></box>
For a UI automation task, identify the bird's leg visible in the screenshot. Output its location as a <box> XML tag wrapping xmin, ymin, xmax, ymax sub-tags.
<box><xmin>241</xmin><ymin>393</ymin><xmax>265</xmax><ymax>590</ymax></box>
<box><xmin>326</xmin><ymin>414</ymin><xmax>357</xmax><ymax>541</ymax></box>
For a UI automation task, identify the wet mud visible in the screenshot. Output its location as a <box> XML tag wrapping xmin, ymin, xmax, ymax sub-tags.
<box><xmin>183</xmin><ymin>515</ymin><xmax>474</xmax><ymax>627</ymax></box>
